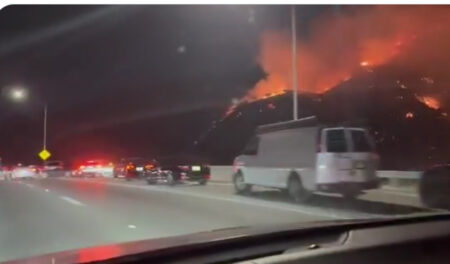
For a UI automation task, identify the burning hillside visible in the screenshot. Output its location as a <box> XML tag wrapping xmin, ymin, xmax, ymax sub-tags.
<box><xmin>198</xmin><ymin>6</ymin><xmax>450</xmax><ymax>166</ymax></box>
<box><xmin>240</xmin><ymin>6</ymin><xmax>450</xmax><ymax>111</ymax></box>
<box><xmin>199</xmin><ymin>61</ymin><xmax>450</xmax><ymax>168</ymax></box>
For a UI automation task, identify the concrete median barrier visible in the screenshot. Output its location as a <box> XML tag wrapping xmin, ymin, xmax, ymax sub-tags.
<box><xmin>209</xmin><ymin>166</ymin><xmax>422</xmax><ymax>189</ymax></box>
<box><xmin>377</xmin><ymin>170</ymin><xmax>421</xmax><ymax>188</ymax></box>
<box><xmin>210</xmin><ymin>166</ymin><xmax>234</xmax><ymax>182</ymax></box>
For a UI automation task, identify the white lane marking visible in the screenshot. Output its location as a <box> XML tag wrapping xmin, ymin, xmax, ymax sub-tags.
<box><xmin>45</xmin><ymin>189</ymin><xmax>50</xmax><ymax>192</ymax></box>
<box><xmin>60</xmin><ymin>196</ymin><xmax>85</xmax><ymax>206</ymax></box>
<box><xmin>26</xmin><ymin>183</ymin><xmax>34</xmax><ymax>188</ymax></box>
<box><xmin>128</xmin><ymin>224</ymin><xmax>137</xmax><ymax>229</ymax></box>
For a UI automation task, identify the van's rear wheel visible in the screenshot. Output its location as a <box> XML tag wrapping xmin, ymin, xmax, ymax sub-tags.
<box><xmin>288</xmin><ymin>175</ymin><xmax>311</xmax><ymax>203</ymax></box>
<box><xmin>233</xmin><ymin>171</ymin><xmax>251</xmax><ymax>194</ymax></box>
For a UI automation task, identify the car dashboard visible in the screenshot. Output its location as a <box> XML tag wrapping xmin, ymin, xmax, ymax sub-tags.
<box><xmin>9</xmin><ymin>215</ymin><xmax>450</xmax><ymax>264</ymax></box>
<box><xmin>85</xmin><ymin>214</ymin><xmax>450</xmax><ymax>264</ymax></box>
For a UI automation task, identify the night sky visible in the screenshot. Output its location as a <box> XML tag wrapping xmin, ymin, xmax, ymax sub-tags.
<box><xmin>0</xmin><ymin>5</ymin><xmax>348</xmax><ymax>164</ymax></box>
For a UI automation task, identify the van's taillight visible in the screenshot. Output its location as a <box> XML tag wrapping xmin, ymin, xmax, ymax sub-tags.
<box><xmin>233</xmin><ymin>160</ymin><xmax>244</xmax><ymax>173</ymax></box>
<box><xmin>204</xmin><ymin>174</ymin><xmax>210</xmax><ymax>180</ymax></box>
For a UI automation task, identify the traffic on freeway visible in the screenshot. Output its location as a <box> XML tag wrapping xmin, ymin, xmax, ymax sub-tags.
<box><xmin>1</xmin><ymin>4</ymin><xmax>450</xmax><ymax>264</ymax></box>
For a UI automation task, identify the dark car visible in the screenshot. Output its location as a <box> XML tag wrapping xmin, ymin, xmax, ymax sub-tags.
<box><xmin>114</xmin><ymin>157</ymin><xmax>156</xmax><ymax>180</ymax></box>
<box><xmin>145</xmin><ymin>155</ymin><xmax>210</xmax><ymax>185</ymax></box>
<box><xmin>419</xmin><ymin>164</ymin><xmax>450</xmax><ymax>209</ymax></box>
<box><xmin>43</xmin><ymin>160</ymin><xmax>65</xmax><ymax>177</ymax></box>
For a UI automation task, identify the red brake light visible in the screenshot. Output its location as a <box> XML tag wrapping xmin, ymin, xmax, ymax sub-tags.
<box><xmin>96</xmin><ymin>164</ymin><xmax>102</xmax><ymax>168</ymax></box>
<box><xmin>204</xmin><ymin>174</ymin><xmax>210</xmax><ymax>180</ymax></box>
<box><xmin>145</xmin><ymin>164</ymin><xmax>154</xmax><ymax>169</ymax></box>
<box><xmin>79</xmin><ymin>165</ymin><xmax>85</xmax><ymax>169</ymax></box>
<box><xmin>179</xmin><ymin>165</ymin><xmax>189</xmax><ymax>171</ymax></box>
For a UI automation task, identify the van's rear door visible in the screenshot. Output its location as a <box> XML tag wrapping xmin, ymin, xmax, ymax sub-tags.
<box><xmin>316</xmin><ymin>128</ymin><xmax>377</xmax><ymax>185</ymax></box>
<box><xmin>345</xmin><ymin>128</ymin><xmax>377</xmax><ymax>181</ymax></box>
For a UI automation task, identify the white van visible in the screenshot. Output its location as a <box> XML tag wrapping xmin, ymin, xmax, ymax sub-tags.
<box><xmin>233</xmin><ymin>116</ymin><xmax>379</xmax><ymax>201</ymax></box>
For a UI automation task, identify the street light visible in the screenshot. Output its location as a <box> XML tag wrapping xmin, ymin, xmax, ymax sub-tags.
<box><xmin>9</xmin><ymin>87</ymin><xmax>28</xmax><ymax>102</ymax></box>
<box><xmin>6</xmin><ymin>86</ymin><xmax>48</xmax><ymax>151</ymax></box>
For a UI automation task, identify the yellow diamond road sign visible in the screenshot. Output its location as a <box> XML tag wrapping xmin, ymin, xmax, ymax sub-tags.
<box><xmin>38</xmin><ymin>149</ymin><xmax>51</xmax><ymax>161</ymax></box>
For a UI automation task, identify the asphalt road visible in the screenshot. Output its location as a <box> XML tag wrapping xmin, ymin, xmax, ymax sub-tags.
<box><xmin>0</xmin><ymin>177</ymin><xmax>437</xmax><ymax>262</ymax></box>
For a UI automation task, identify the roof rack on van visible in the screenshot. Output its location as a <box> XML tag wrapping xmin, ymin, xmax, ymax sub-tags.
<box><xmin>256</xmin><ymin>116</ymin><xmax>318</xmax><ymax>134</ymax></box>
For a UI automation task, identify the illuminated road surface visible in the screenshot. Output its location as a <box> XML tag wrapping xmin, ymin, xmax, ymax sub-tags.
<box><xmin>0</xmin><ymin>177</ymin><xmax>431</xmax><ymax>262</ymax></box>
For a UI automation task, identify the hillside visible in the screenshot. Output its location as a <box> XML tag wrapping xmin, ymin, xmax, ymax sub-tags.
<box><xmin>198</xmin><ymin>65</ymin><xmax>450</xmax><ymax>169</ymax></box>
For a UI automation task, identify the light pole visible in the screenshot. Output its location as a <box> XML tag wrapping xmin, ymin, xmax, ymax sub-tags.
<box><xmin>291</xmin><ymin>5</ymin><xmax>298</xmax><ymax>120</ymax></box>
<box><xmin>43</xmin><ymin>104</ymin><xmax>48</xmax><ymax>150</ymax></box>
<box><xmin>8</xmin><ymin>86</ymin><xmax>48</xmax><ymax>151</ymax></box>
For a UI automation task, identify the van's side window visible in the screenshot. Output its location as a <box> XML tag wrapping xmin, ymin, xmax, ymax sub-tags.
<box><xmin>242</xmin><ymin>136</ymin><xmax>259</xmax><ymax>155</ymax></box>
<box><xmin>326</xmin><ymin>129</ymin><xmax>347</xmax><ymax>153</ymax></box>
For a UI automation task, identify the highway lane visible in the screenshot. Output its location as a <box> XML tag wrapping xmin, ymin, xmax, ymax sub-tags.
<box><xmin>0</xmin><ymin>177</ymin><xmax>437</xmax><ymax>262</ymax></box>
<box><xmin>0</xmin><ymin>177</ymin><xmax>327</xmax><ymax>262</ymax></box>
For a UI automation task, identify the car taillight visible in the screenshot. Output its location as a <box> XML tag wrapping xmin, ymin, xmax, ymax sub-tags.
<box><xmin>145</xmin><ymin>164</ymin><xmax>154</xmax><ymax>170</ymax></box>
<box><xmin>96</xmin><ymin>164</ymin><xmax>103</xmax><ymax>168</ymax></box>
<box><xmin>179</xmin><ymin>166</ymin><xmax>189</xmax><ymax>171</ymax></box>
<box><xmin>126</xmin><ymin>164</ymin><xmax>135</xmax><ymax>170</ymax></box>
<box><xmin>79</xmin><ymin>165</ymin><xmax>85</xmax><ymax>169</ymax></box>
<box><xmin>204</xmin><ymin>174</ymin><xmax>210</xmax><ymax>180</ymax></box>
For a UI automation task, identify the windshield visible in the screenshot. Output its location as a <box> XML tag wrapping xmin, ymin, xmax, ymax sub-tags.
<box><xmin>0</xmin><ymin>4</ymin><xmax>449</xmax><ymax>262</ymax></box>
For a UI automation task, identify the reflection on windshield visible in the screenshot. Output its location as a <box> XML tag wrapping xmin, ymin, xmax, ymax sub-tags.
<box><xmin>0</xmin><ymin>4</ymin><xmax>449</xmax><ymax>263</ymax></box>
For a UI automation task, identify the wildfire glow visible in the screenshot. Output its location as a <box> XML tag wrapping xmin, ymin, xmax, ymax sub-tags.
<box><xmin>239</xmin><ymin>6</ymin><xmax>450</xmax><ymax>108</ymax></box>
<box><xmin>415</xmin><ymin>95</ymin><xmax>440</xmax><ymax>110</ymax></box>
<box><xmin>360</xmin><ymin>61</ymin><xmax>370</xmax><ymax>67</ymax></box>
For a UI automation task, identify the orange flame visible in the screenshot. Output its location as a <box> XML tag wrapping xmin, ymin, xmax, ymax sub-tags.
<box><xmin>415</xmin><ymin>95</ymin><xmax>440</xmax><ymax>110</ymax></box>
<box><xmin>241</xmin><ymin>6</ymin><xmax>449</xmax><ymax>105</ymax></box>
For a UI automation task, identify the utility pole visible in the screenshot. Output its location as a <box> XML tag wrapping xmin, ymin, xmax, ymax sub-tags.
<box><xmin>43</xmin><ymin>104</ymin><xmax>48</xmax><ymax>149</ymax></box>
<box><xmin>291</xmin><ymin>5</ymin><xmax>298</xmax><ymax>120</ymax></box>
